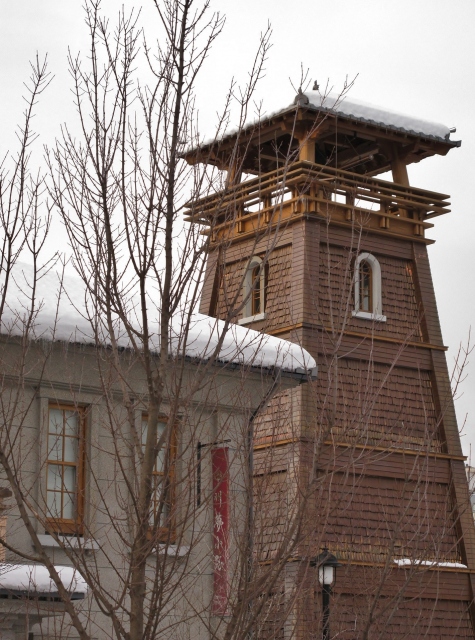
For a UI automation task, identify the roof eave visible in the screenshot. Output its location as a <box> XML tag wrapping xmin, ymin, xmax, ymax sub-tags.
<box><xmin>182</xmin><ymin>103</ymin><xmax>460</xmax><ymax>165</ymax></box>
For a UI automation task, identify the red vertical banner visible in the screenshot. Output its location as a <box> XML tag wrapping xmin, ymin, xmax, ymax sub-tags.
<box><xmin>211</xmin><ymin>447</ymin><xmax>229</xmax><ymax>615</ymax></box>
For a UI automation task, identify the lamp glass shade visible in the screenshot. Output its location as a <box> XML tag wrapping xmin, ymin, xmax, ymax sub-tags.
<box><xmin>318</xmin><ymin>565</ymin><xmax>335</xmax><ymax>586</ymax></box>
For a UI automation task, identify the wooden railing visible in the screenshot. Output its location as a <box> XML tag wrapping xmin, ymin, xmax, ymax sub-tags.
<box><xmin>184</xmin><ymin>161</ymin><xmax>451</xmax><ymax>241</ymax></box>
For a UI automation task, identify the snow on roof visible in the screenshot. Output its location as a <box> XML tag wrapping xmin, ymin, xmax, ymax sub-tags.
<box><xmin>171</xmin><ymin>313</ymin><xmax>316</xmax><ymax>373</ymax></box>
<box><xmin>0</xmin><ymin>563</ymin><xmax>88</xmax><ymax>596</ymax></box>
<box><xmin>0</xmin><ymin>262</ymin><xmax>316</xmax><ymax>375</ymax></box>
<box><xmin>303</xmin><ymin>91</ymin><xmax>450</xmax><ymax>140</ymax></box>
<box><xmin>188</xmin><ymin>90</ymin><xmax>453</xmax><ymax>154</ymax></box>
<box><xmin>394</xmin><ymin>559</ymin><xmax>467</xmax><ymax>569</ymax></box>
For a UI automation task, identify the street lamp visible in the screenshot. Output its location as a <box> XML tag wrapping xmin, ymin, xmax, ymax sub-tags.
<box><xmin>310</xmin><ymin>548</ymin><xmax>341</xmax><ymax>640</ymax></box>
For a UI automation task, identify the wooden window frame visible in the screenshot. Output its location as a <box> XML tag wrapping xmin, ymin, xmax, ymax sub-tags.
<box><xmin>46</xmin><ymin>403</ymin><xmax>86</xmax><ymax>535</ymax></box>
<box><xmin>141</xmin><ymin>415</ymin><xmax>177</xmax><ymax>544</ymax></box>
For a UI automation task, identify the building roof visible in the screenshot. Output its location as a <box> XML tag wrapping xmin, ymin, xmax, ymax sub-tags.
<box><xmin>297</xmin><ymin>90</ymin><xmax>452</xmax><ymax>142</ymax></box>
<box><xmin>0</xmin><ymin>262</ymin><xmax>316</xmax><ymax>376</ymax></box>
<box><xmin>186</xmin><ymin>90</ymin><xmax>458</xmax><ymax>154</ymax></box>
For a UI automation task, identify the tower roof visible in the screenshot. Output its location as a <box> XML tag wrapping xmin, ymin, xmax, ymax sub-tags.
<box><xmin>183</xmin><ymin>90</ymin><xmax>460</xmax><ymax>177</ymax></box>
<box><xmin>294</xmin><ymin>90</ymin><xmax>453</xmax><ymax>141</ymax></box>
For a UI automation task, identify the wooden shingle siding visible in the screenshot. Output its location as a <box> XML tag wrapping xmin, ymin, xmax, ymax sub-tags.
<box><xmin>316</xmin><ymin>445</ymin><xmax>452</xmax><ymax>484</ymax></box>
<box><xmin>318</xmin><ymin>244</ymin><xmax>423</xmax><ymax>342</ymax></box>
<box><xmin>316</xmin><ymin>242</ymin><xmax>354</xmax><ymax>331</ymax></box>
<box><xmin>411</xmin><ymin>242</ymin><xmax>475</xmax><ymax>586</ymax></box>
<box><xmin>296</xmin><ymin>565</ymin><xmax>473</xmax><ymax>638</ymax></box>
<box><xmin>215</xmin><ymin>257</ymin><xmax>245</xmax><ymax>319</ymax></box>
<box><xmin>328</xmin><ymin>594</ymin><xmax>473</xmax><ymax>639</ymax></box>
<box><xmin>315</xmin><ymin>361</ymin><xmax>442</xmax><ymax>452</ymax></box>
<box><xmin>264</xmin><ymin>245</ymin><xmax>293</xmax><ymax>331</ymax></box>
<box><xmin>253</xmin><ymin>470</ymin><xmax>291</xmax><ymax>561</ymax></box>
<box><xmin>430</xmin><ymin>351</ymin><xmax>463</xmax><ymax>456</ymax></box>
<box><xmin>199</xmin><ymin>248</ymin><xmax>219</xmax><ymax>316</ymax></box>
<box><xmin>323</xmin><ymin>224</ymin><xmax>416</xmax><ymax>259</ymax></box>
<box><xmin>253</xmin><ymin>387</ymin><xmax>302</xmax><ymax>447</ymax></box>
<box><xmin>215</xmin><ymin>245</ymin><xmax>293</xmax><ymax>330</ymax></box>
<box><xmin>255</xmin><ymin>586</ymin><xmax>286</xmax><ymax>640</ymax></box>
<box><xmin>411</xmin><ymin>242</ymin><xmax>444</xmax><ymax>345</ymax></box>
<box><xmin>311</xmin><ymin>473</ymin><xmax>460</xmax><ymax>564</ymax></box>
<box><xmin>333</xmin><ymin>566</ymin><xmax>472</xmax><ymax>600</ymax></box>
<box><xmin>308</xmin><ymin>331</ymin><xmax>434</xmax><ymax>370</ymax></box>
<box><xmin>254</xmin><ymin>445</ymin><xmax>290</xmax><ymax>476</ymax></box>
<box><xmin>216</xmin><ymin>225</ymin><xmax>294</xmax><ymax>269</ymax></box>
<box><xmin>294</xmin><ymin>565</ymin><xmax>473</xmax><ymax>640</ymax></box>
<box><xmin>192</xmin><ymin>135</ymin><xmax>475</xmax><ymax>634</ymax></box>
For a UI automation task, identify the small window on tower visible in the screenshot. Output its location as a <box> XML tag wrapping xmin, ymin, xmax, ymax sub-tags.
<box><xmin>239</xmin><ymin>256</ymin><xmax>268</xmax><ymax>325</ymax></box>
<box><xmin>353</xmin><ymin>252</ymin><xmax>386</xmax><ymax>322</ymax></box>
<box><xmin>251</xmin><ymin>264</ymin><xmax>262</xmax><ymax>316</ymax></box>
<box><xmin>359</xmin><ymin>260</ymin><xmax>373</xmax><ymax>312</ymax></box>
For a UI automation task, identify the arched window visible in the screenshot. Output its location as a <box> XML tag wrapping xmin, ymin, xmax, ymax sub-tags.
<box><xmin>251</xmin><ymin>263</ymin><xmax>262</xmax><ymax>315</ymax></box>
<box><xmin>239</xmin><ymin>256</ymin><xmax>267</xmax><ymax>325</ymax></box>
<box><xmin>353</xmin><ymin>252</ymin><xmax>386</xmax><ymax>322</ymax></box>
<box><xmin>359</xmin><ymin>260</ymin><xmax>373</xmax><ymax>312</ymax></box>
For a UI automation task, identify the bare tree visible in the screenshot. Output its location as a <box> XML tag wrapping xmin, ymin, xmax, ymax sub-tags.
<box><xmin>0</xmin><ymin>2</ymin><xmax>316</xmax><ymax>640</ymax></box>
<box><xmin>0</xmin><ymin>2</ymin><xmax>473</xmax><ymax>640</ymax></box>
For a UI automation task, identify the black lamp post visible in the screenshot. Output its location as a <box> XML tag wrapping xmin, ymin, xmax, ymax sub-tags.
<box><xmin>310</xmin><ymin>548</ymin><xmax>341</xmax><ymax>640</ymax></box>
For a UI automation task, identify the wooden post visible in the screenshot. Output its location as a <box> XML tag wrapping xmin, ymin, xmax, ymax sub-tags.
<box><xmin>379</xmin><ymin>196</ymin><xmax>390</xmax><ymax>228</ymax></box>
<box><xmin>264</xmin><ymin>194</ymin><xmax>272</xmax><ymax>223</ymax></box>
<box><xmin>295</xmin><ymin>125</ymin><xmax>318</xmax><ymax>164</ymax></box>
<box><xmin>299</xmin><ymin>137</ymin><xmax>316</xmax><ymax>163</ymax></box>
<box><xmin>236</xmin><ymin>203</ymin><xmax>244</xmax><ymax>234</ymax></box>
<box><xmin>345</xmin><ymin>191</ymin><xmax>355</xmax><ymax>221</ymax></box>
<box><xmin>225</xmin><ymin>163</ymin><xmax>242</xmax><ymax>188</ymax></box>
<box><xmin>388</xmin><ymin>144</ymin><xmax>410</xmax><ymax>187</ymax></box>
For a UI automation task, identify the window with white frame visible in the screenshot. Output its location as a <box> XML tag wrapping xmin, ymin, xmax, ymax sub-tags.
<box><xmin>238</xmin><ymin>255</ymin><xmax>267</xmax><ymax>325</ymax></box>
<box><xmin>352</xmin><ymin>252</ymin><xmax>386</xmax><ymax>322</ymax></box>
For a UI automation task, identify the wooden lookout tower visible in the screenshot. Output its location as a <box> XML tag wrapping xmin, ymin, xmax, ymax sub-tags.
<box><xmin>184</xmin><ymin>89</ymin><xmax>475</xmax><ymax>639</ymax></box>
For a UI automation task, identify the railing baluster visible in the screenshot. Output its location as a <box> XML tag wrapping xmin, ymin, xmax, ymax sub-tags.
<box><xmin>186</xmin><ymin>161</ymin><xmax>449</xmax><ymax>242</ymax></box>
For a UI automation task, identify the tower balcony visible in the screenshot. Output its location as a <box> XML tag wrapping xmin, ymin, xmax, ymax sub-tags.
<box><xmin>184</xmin><ymin>161</ymin><xmax>450</xmax><ymax>244</ymax></box>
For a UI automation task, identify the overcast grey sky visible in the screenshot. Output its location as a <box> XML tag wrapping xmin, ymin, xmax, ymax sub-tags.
<box><xmin>1</xmin><ymin>1</ymin><xmax>474</xmax><ymax>454</ymax></box>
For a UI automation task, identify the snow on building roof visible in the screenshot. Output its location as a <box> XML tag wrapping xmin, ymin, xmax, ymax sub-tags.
<box><xmin>0</xmin><ymin>262</ymin><xmax>316</xmax><ymax>375</ymax></box>
<box><xmin>301</xmin><ymin>90</ymin><xmax>451</xmax><ymax>140</ymax></box>
<box><xmin>0</xmin><ymin>564</ymin><xmax>88</xmax><ymax>598</ymax></box>
<box><xmin>188</xmin><ymin>89</ymin><xmax>454</xmax><ymax>155</ymax></box>
<box><xmin>300</xmin><ymin>91</ymin><xmax>450</xmax><ymax>140</ymax></box>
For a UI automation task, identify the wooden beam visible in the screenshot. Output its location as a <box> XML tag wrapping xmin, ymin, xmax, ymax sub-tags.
<box><xmin>389</xmin><ymin>143</ymin><xmax>410</xmax><ymax>187</ymax></box>
<box><xmin>337</xmin><ymin>143</ymin><xmax>380</xmax><ymax>171</ymax></box>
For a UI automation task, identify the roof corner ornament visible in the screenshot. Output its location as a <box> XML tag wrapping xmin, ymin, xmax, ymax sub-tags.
<box><xmin>312</xmin><ymin>80</ymin><xmax>319</xmax><ymax>91</ymax></box>
<box><xmin>446</xmin><ymin>126</ymin><xmax>456</xmax><ymax>141</ymax></box>
<box><xmin>294</xmin><ymin>87</ymin><xmax>309</xmax><ymax>107</ymax></box>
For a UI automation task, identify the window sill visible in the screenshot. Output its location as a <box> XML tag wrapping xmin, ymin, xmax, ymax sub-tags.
<box><xmin>36</xmin><ymin>534</ymin><xmax>99</xmax><ymax>550</ymax></box>
<box><xmin>238</xmin><ymin>312</ymin><xmax>267</xmax><ymax>326</ymax></box>
<box><xmin>352</xmin><ymin>310</ymin><xmax>387</xmax><ymax>322</ymax></box>
<box><xmin>151</xmin><ymin>544</ymin><xmax>190</xmax><ymax>557</ymax></box>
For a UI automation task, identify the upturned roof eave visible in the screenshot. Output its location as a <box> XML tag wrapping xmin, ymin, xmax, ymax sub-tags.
<box><xmin>182</xmin><ymin>102</ymin><xmax>460</xmax><ymax>165</ymax></box>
